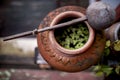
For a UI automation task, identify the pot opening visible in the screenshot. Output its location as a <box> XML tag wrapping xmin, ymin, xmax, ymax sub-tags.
<box><xmin>54</xmin><ymin>17</ymin><xmax>89</xmax><ymax>50</ymax></box>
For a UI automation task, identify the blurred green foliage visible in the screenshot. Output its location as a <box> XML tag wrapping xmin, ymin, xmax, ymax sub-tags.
<box><xmin>0</xmin><ymin>69</ymin><xmax>15</xmax><ymax>80</ymax></box>
<box><xmin>93</xmin><ymin>40</ymin><xmax>120</xmax><ymax>77</ymax></box>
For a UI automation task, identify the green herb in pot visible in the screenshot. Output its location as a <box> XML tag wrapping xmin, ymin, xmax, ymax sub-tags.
<box><xmin>54</xmin><ymin>23</ymin><xmax>89</xmax><ymax>50</ymax></box>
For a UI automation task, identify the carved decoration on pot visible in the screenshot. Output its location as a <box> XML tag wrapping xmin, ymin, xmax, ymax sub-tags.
<box><xmin>37</xmin><ymin>6</ymin><xmax>106</xmax><ymax>72</ymax></box>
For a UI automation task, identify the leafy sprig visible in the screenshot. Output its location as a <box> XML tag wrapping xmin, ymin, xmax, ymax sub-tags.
<box><xmin>93</xmin><ymin>40</ymin><xmax>120</xmax><ymax>77</ymax></box>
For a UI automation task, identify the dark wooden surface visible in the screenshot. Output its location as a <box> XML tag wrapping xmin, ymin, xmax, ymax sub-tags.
<box><xmin>0</xmin><ymin>0</ymin><xmax>57</xmax><ymax>37</ymax></box>
<box><xmin>0</xmin><ymin>55</ymin><xmax>39</xmax><ymax>69</ymax></box>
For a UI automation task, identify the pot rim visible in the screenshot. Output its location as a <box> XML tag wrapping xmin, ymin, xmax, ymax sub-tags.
<box><xmin>49</xmin><ymin>11</ymin><xmax>95</xmax><ymax>55</ymax></box>
<box><xmin>114</xmin><ymin>22</ymin><xmax>120</xmax><ymax>40</ymax></box>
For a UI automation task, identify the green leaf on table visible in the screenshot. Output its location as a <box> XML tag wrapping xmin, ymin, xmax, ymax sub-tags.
<box><xmin>96</xmin><ymin>71</ymin><xmax>104</xmax><ymax>76</ymax></box>
<box><xmin>104</xmin><ymin>69</ymin><xmax>113</xmax><ymax>76</ymax></box>
<box><xmin>4</xmin><ymin>70</ymin><xmax>11</xmax><ymax>77</ymax></box>
<box><xmin>93</xmin><ymin>65</ymin><xmax>101</xmax><ymax>71</ymax></box>
<box><xmin>101</xmin><ymin>66</ymin><xmax>113</xmax><ymax>76</ymax></box>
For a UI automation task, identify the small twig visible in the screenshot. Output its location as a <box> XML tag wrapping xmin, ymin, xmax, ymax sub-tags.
<box><xmin>3</xmin><ymin>16</ymin><xmax>87</xmax><ymax>41</ymax></box>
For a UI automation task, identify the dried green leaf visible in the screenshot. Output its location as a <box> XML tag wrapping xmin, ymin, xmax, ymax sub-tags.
<box><xmin>101</xmin><ymin>66</ymin><xmax>113</xmax><ymax>76</ymax></box>
<box><xmin>113</xmin><ymin>40</ymin><xmax>120</xmax><ymax>51</ymax></box>
<box><xmin>96</xmin><ymin>71</ymin><xmax>104</xmax><ymax>76</ymax></box>
<box><xmin>4</xmin><ymin>71</ymin><xmax>11</xmax><ymax>77</ymax></box>
<box><xmin>93</xmin><ymin>65</ymin><xmax>101</xmax><ymax>71</ymax></box>
<box><xmin>106</xmin><ymin>40</ymin><xmax>111</xmax><ymax>47</ymax></box>
<box><xmin>115</xmin><ymin>66</ymin><xmax>120</xmax><ymax>74</ymax></box>
<box><xmin>105</xmin><ymin>70</ymin><xmax>113</xmax><ymax>76</ymax></box>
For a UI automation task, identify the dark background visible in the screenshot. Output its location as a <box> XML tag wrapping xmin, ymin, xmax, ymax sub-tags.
<box><xmin>0</xmin><ymin>0</ymin><xmax>89</xmax><ymax>37</ymax></box>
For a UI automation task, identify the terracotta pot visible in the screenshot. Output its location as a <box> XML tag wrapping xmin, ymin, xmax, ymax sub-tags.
<box><xmin>37</xmin><ymin>6</ymin><xmax>106</xmax><ymax>72</ymax></box>
<box><xmin>105</xmin><ymin>22</ymin><xmax>120</xmax><ymax>42</ymax></box>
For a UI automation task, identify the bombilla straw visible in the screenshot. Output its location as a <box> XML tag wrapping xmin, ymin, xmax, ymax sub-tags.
<box><xmin>3</xmin><ymin>16</ymin><xmax>87</xmax><ymax>41</ymax></box>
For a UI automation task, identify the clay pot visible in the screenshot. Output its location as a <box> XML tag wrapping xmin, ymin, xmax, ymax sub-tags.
<box><xmin>105</xmin><ymin>22</ymin><xmax>120</xmax><ymax>42</ymax></box>
<box><xmin>37</xmin><ymin>6</ymin><xmax>106</xmax><ymax>72</ymax></box>
<box><xmin>89</xmin><ymin>0</ymin><xmax>120</xmax><ymax>22</ymax></box>
<box><xmin>87</xmin><ymin>1</ymin><xmax>116</xmax><ymax>30</ymax></box>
